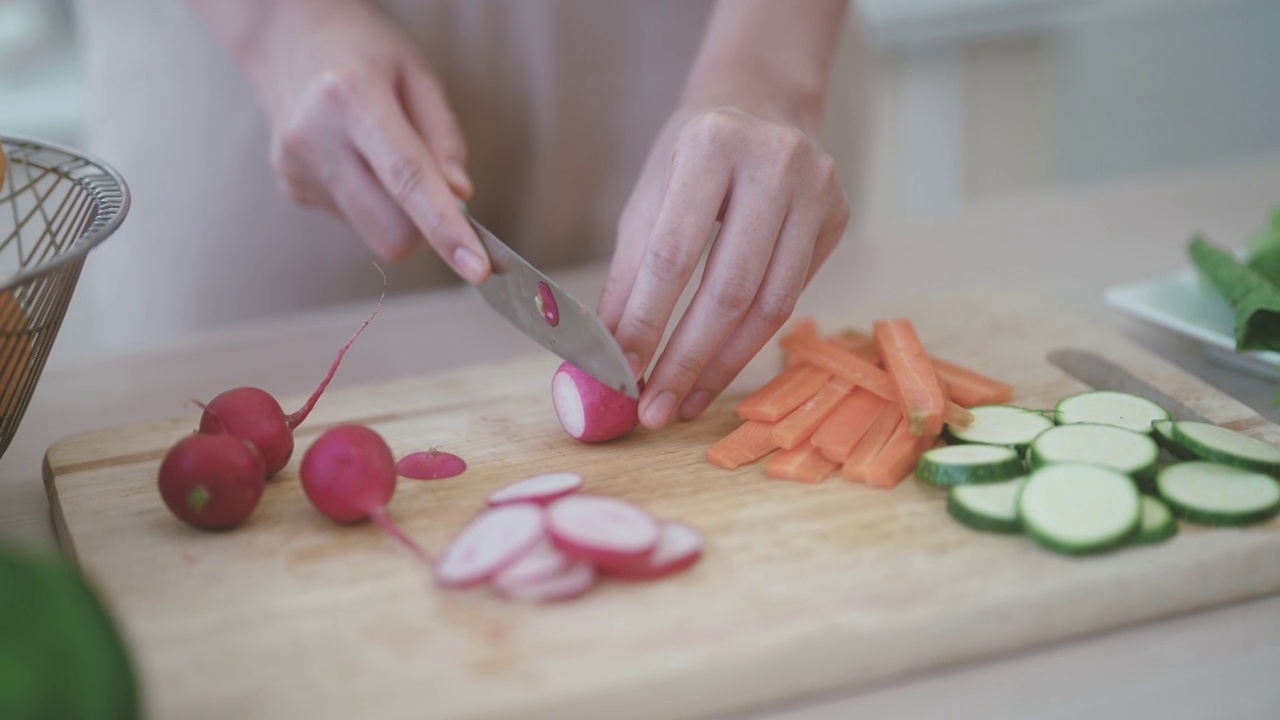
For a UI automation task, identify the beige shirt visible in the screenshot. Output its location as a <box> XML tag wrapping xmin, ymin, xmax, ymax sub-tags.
<box><xmin>70</xmin><ymin>0</ymin><xmax>861</xmax><ymax>357</ymax></box>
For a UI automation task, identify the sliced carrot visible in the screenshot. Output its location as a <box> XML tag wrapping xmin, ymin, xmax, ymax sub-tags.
<box><xmin>707</xmin><ymin>420</ymin><xmax>779</xmax><ymax>469</ymax></box>
<box><xmin>873</xmin><ymin>319</ymin><xmax>945</xmax><ymax>437</ymax></box>
<box><xmin>780</xmin><ymin>333</ymin><xmax>973</xmax><ymax>428</ymax></box>
<box><xmin>783</xmin><ymin>317</ymin><xmax>820</xmax><ymax>368</ymax></box>
<box><xmin>736</xmin><ymin>364</ymin><xmax>832</xmax><ymax>422</ymax></box>
<box><xmin>841</xmin><ymin>402</ymin><xmax>903</xmax><ymax>482</ymax></box>
<box><xmin>765</xmin><ymin>440</ymin><xmax>839</xmax><ymax>483</ymax></box>
<box><xmin>771</xmin><ymin>377</ymin><xmax>854</xmax><ymax>449</ymax></box>
<box><xmin>931</xmin><ymin>357</ymin><xmax>1014</xmax><ymax>406</ymax></box>
<box><xmin>863</xmin><ymin>416</ymin><xmax>933</xmax><ymax>489</ymax></box>
<box><xmin>811</xmin><ymin>388</ymin><xmax>890</xmax><ymax>463</ymax></box>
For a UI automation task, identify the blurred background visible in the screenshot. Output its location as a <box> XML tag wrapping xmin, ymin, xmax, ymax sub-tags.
<box><xmin>3</xmin><ymin>0</ymin><xmax>1280</xmax><ymax>366</ymax></box>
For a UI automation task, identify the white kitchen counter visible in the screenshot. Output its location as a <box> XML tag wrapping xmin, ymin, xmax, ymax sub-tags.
<box><xmin>5</xmin><ymin>153</ymin><xmax>1280</xmax><ymax>718</ymax></box>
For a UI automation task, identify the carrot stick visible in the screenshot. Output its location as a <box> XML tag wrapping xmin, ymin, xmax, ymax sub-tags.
<box><xmin>836</xmin><ymin>329</ymin><xmax>1012</xmax><ymax>407</ymax></box>
<box><xmin>863</xmin><ymin>416</ymin><xmax>932</xmax><ymax>489</ymax></box>
<box><xmin>811</xmin><ymin>388</ymin><xmax>890</xmax><ymax>463</ymax></box>
<box><xmin>841</xmin><ymin>402</ymin><xmax>903</xmax><ymax>482</ymax></box>
<box><xmin>780</xmin><ymin>333</ymin><xmax>973</xmax><ymax>428</ymax></box>
<box><xmin>783</xmin><ymin>317</ymin><xmax>820</xmax><ymax>368</ymax></box>
<box><xmin>707</xmin><ymin>420</ymin><xmax>779</xmax><ymax>469</ymax></box>
<box><xmin>873</xmin><ymin>319</ymin><xmax>946</xmax><ymax>437</ymax></box>
<box><xmin>736</xmin><ymin>365</ymin><xmax>832</xmax><ymax>422</ymax></box>
<box><xmin>771</xmin><ymin>377</ymin><xmax>854</xmax><ymax>449</ymax></box>
<box><xmin>765</xmin><ymin>440</ymin><xmax>840</xmax><ymax>483</ymax></box>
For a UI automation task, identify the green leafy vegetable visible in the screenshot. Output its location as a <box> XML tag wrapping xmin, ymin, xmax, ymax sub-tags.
<box><xmin>1187</xmin><ymin>234</ymin><xmax>1280</xmax><ymax>354</ymax></box>
<box><xmin>1246</xmin><ymin>206</ymin><xmax>1280</xmax><ymax>288</ymax></box>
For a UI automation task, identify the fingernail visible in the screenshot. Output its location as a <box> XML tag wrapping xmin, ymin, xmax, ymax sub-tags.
<box><xmin>452</xmin><ymin>248</ymin><xmax>487</xmax><ymax>284</ymax></box>
<box><xmin>679</xmin><ymin>389</ymin><xmax>712</xmax><ymax>420</ymax></box>
<box><xmin>642</xmin><ymin>391</ymin><xmax>677</xmax><ymax>429</ymax></box>
<box><xmin>625</xmin><ymin>353</ymin><xmax>643</xmax><ymax>378</ymax></box>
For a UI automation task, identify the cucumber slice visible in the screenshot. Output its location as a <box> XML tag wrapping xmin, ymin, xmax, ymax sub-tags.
<box><xmin>916</xmin><ymin>444</ymin><xmax>1024</xmax><ymax>486</ymax></box>
<box><xmin>1170</xmin><ymin>421</ymin><xmax>1280</xmax><ymax>475</ymax></box>
<box><xmin>1018</xmin><ymin>464</ymin><xmax>1141</xmax><ymax>555</ymax></box>
<box><xmin>1053</xmin><ymin>390</ymin><xmax>1170</xmax><ymax>433</ymax></box>
<box><xmin>1027</xmin><ymin>423</ymin><xmax>1159</xmax><ymax>482</ymax></box>
<box><xmin>947</xmin><ymin>477</ymin><xmax>1026</xmax><ymax>533</ymax></box>
<box><xmin>943</xmin><ymin>405</ymin><xmax>1053</xmax><ymax>452</ymax></box>
<box><xmin>1151</xmin><ymin>420</ymin><xmax>1196</xmax><ymax>461</ymax></box>
<box><xmin>1133</xmin><ymin>495</ymin><xmax>1178</xmax><ymax>545</ymax></box>
<box><xmin>1156</xmin><ymin>461</ymin><xmax>1280</xmax><ymax>526</ymax></box>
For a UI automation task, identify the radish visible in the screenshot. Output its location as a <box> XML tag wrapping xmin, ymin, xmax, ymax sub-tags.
<box><xmin>434</xmin><ymin>503</ymin><xmax>545</xmax><ymax>588</ymax></box>
<box><xmin>545</xmin><ymin>494</ymin><xmax>659</xmax><ymax>568</ymax></box>
<box><xmin>198</xmin><ymin>277</ymin><xmax>384</xmax><ymax>477</ymax></box>
<box><xmin>158</xmin><ymin>405</ymin><xmax>266</xmax><ymax>530</ymax></box>
<box><xmin>490</xmin><ymin>538</ymin><xmax>570</xmax><ymax>589</ymax></box>
<box><xmin>299</xmin><ymin>424</ymin><xmax>428</xmax><ymax>563</ymax></box>
<box><xmin>494</xmin><ymin>562</ymin><xmax>596</xmax><ymax>603</ymax></box>
<box><xmin>535</xmin><ymin>281</ymin><xmax>560</xmax><ymax>327</ymax></box>
<box><xmin>396</xmin><ymin>448</ymin><xmax>467</xmax><ymax>480</ymax></box>
<box><xmin>606</xmin><ymin>521</ymin><xmax>704</xmax><ymax>580</ymax></box>
<box><xmin>486</xmin><ymin>471</ymin><xmax>583</xmax><ymax>506</ymax></box>
<box><xmin>551</xmin><ymin>361</ymin><xmax>640</xmax><ymax>443</ymax></box>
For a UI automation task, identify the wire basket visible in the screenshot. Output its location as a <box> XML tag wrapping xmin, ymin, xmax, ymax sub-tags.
<box><xmin>0</xmin><ymin>135</ymin><xmax>130</xmax><ymax>460</ymax></box>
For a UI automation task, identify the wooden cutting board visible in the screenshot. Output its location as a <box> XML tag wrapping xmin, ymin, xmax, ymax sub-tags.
<box><xmin>43</xmin><ymin>293</ymin><xmax>1280</xmax><ymax>720</ymax></box>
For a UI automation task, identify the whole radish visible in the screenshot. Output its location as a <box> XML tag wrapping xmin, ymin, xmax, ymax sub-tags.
<box><xmin>198</xmin><ymin>272</ymin><xmax>384</xmax><ymax>477</ymax></box>
<box><xmin>299</xmin><ymin>424</ymin><xmax>428</xmax><ymax>562</ymax></box>
<box><xmin>158</xmin><ymin>406</ymin><xmax>266</xmax><ymax>530</ymax></box>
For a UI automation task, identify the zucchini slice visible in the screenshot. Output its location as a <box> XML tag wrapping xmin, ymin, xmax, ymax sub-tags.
<box><xmin>1133</xmin><ymin>495</ymin><xmax>1178</xmax><ymax>545</ymax></box>
<box><xmin>1151</xmin><ymin>419</ymin><xmax>1196</xmax><ymax>461</ymax></box>
<box><xmin>916</xmin><ymin>444</ymin><xmax>1024</xmax><ymax>486</ymax></box>
<box><xmin>944</xmin><ymin>405</ymin><xmax>1053</xmax><ymax>452</ymax></box>
<box><xmin>1027</xmin><ymin>423</ymin><xmax>1159</xmax><ymax>481</ymax></box>
<box><xmin>1156</xmin><ymin>461</ymin><xmax>1280</xmax><ymax>526</ymax></box>
<box><xmin>947</xmin><ymin>477</ymin><xmax>1026</xmax><ymax>534</ymax></box>
<box><xmin>1018</xmin><ymin>464</ymin><xmax>1141</xmax><ymax>555</ymax></box>
<box><xmin>1053</xmin><ymin>390</ymin><xmax>1170</xmax><ymax>433</ymax></box>
<box><xmin>1170</xmin><ymin>421</ymin><xmax>1280</xmax><ymax>476</ymax></box>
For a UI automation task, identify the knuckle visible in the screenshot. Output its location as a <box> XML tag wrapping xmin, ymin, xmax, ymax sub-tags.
<box><xmin>385</xmin><ymin>156</ymin><xmax>425</xmax><ymax>204</ymax></box>
<box><xmin>755</xmin><ymin>290</ymin><xmax>799</xmax><ymax>327</ymax></box>
<box><xmin>707</xmin><ymin>276</ymin><xmax>756</xmax><ymax>318</ymax></box>
<box><xmin>815</xmin><ymin>153</ymin><xmax>839</xmax><ymax>185</ymax></box>
<box><xmin>670</xmin><ymin>351</ymin><xmax>706</xmax><ymax>382</ymax></box>
<box><xmin>678</xmin><ymin>110</ymin><xmax>736</xmax><ymax>153</ymax></box>
<box><xmin>313</xmin><ymin>70</ymin><xmax>356</xmax><ymax>110</ymax></box>
<box><xmin>645</xmin><ymin>236</ymin><xmax>697</xmax><ymax>285</ymax></box>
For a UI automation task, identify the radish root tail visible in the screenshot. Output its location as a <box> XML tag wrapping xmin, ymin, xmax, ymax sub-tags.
<box><xmin>368</xmin><ymin>505</ymin><xmax>431</xmax><ymax>565</ymax></box>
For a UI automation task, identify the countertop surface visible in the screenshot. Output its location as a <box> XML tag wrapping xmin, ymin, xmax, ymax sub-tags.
<box><xmin>8</xmin><ymin>155</ymin><xmax>1280</xmax><ymax>719</ymax></box>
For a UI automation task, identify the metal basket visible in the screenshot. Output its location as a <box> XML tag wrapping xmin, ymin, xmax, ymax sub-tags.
<box><xmin>0</xmin><ymin>135</ymin><xmax>130</xmax><ymax>459</ymax></box>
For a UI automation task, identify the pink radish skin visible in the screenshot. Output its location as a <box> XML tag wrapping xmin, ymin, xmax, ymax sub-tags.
<box><xmin>494</xmin><ymin>562</ymin><xmax>596</xmax><ymax>603</ymax></box>
<box><xmin>551</xmin><ymin>362</ymin><xmax>640</xmax><ymax>443</ymax></box>
<box><xmin>490</xmin><ymin>539</ymin><xmax>570</xmax><ymax>590</ymax></box>
<box><xmin>158</xmin><ymin>432</ymin><xmax>266</xmax><ymax>531</ymax></box>
<box><xmin>396</xmin><ymin>449</ymin><xmax>467</xmax><ymax>480</ymax></box>
<box><xmin>199</xmin><ymin>278</ymin><xmax>385</xmax><ymax>477</ymax></box>
<box><xmin>486</xmin><ymin>471</ymin><xmax>583</xmax><ymax>506</ymax></box>
<box><xmin>535</xmin><ymin>282</ymin><xmax>559</xmax><ymax>327</ymax></box>
<box><xmin>299</xmin><ymin>424</ymin><xmax>428</xmax><ymax>563</ymax></box>
<box><xmin>546</xmin><ymin>494</ymin><xmax>659</xmax><ymax>568</ymax></box>
<box><xmin>434</xmin><ymin>503</ymin><xmax>545</xmax><ymax>588</ymax></box>
<box><xmin>606</xmin><ymin>521</ymin><xmax>704</xmax><ymax>580</ymax></box>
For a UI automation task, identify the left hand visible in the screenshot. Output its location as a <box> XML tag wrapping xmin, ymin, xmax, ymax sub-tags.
<box><xmin>598</xmin><ymin>104</ymin><xmax>851</xmax><ymax>430</ymax></box>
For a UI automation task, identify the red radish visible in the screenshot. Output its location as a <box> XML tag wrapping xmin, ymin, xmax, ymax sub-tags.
<box><xmin>486</xmin><ymin>471</ymin><xmax>583</xmax><ymax>506</ymax></box>
<box><xmin>606</xmin><ymin>521</ymin><xmax>704</xmax><ymax>580</ymax></box>
<box><xmin>434</xmin><ymin>503</ymin><xmax>545</xmax><ymax>588</ymax></box>
<box><xmin>535</xmin><ymin>281</ymin><xmax>559</xmax><ymax>327</ymax></box>
<box><xmin>198</xmin><ymin>276</ymin><xmax>385</xmax><ymax>477</ymax></box>
<box><xmin>490</xmin><ymin>539</ymin><xmax>570</xmax><ymax>589</ymax></box>
<box><xmin>299</xmin><ymin>424</ymin><xmax>428</xmax><ymax>563</ymax></box>
<box><xmin>158</xmin><ymin>431</ymin><xmax>266</xmax><ymax>530</ymax></box>
<box><xmin>494</xmin><ymin>562</ymin><xmax>596</xmax><ymax>603</ymax></box>
<box><xmin>546</xmin><ymin>494</ymin><xmax>659</xmax><ymax>568</ymax></box>
<box><xmin>551</xmin><ymin>361</ymin><xmax>640</xmax><ymax>443</ymax></box>
<box><xmin>396</xmin><ymin>448</ymin><xmax>467</xmax><ymax>480</ymax></box>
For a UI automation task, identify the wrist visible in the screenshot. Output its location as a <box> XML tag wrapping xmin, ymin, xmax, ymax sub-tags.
<box><xmin>187</xmin><ymin>0</ymin><xmax>309</xmax><ymax>82</ymax></box>
<box><xmin>679</xmin><ymin>71</ymin><xmax>829</xmax><ymax>134</ymax></box>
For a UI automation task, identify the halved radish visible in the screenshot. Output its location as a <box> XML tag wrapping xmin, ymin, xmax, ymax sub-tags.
<box><xmin>434</xmin><ymin>503</ymin><xmax>545</xmax><ymax>588</ymax></box>
<box><xmin>552</xmin><ymin>362</ymin><xmax>640</xmax><ymax>443</ymax></box>
<box><xmin>494</xmin><ymin>562</ymin><xmax>597</xmax><ymax>603</ymax></box>
<box><xmin>490</xmin><ymin>539</ymin><xmax>570</xmax><ymax>589</ymax></box>
<box><xmin>486</xmin><ymin>471</ymin><xmax>583</xmax><ymax>507</ymax></box>
<box><xmin>546</xmin><ymin>494</ymin><xmax>659</xmax><ymax>567</ymax></box>
<box><xmin>607</xmin><ymin>521</ymin><xmax>704</xmax><ymax>581</ymax></box>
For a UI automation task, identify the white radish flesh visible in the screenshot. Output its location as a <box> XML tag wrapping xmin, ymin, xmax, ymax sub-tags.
<box><xmin>495</xmin><ymin>562</ymin><xmax>597</xmax><ymax>603</ymax></box>
<box><xmin>491</xmin><ymin>539</ymin><xmax>570</xmax><ymax>589</ymax></box>
<box><xmin>434</xmin><ymin>503</ymin><xmax>545</xmax><ymax>588</ymax></box>
<box><xmin>487</xmin><ymin>472</ymin><xmax>583</xmax><ymax>506</ymax></box>
<box><xmin>546</xmin><ymin>494</ymin><xmax>659</xmax><ymax>566</ymax></box>
<box><xmin>551</xmin><ymin>362</ymin><xmax>639</xmax><ymax>443</ymax></box>
<box><xmin>608</xmin><ymin>521</ymin><xmax>704</xmax><ymax>580</ymax></box>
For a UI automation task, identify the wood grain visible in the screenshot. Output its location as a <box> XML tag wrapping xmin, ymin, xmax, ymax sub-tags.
<box><xmin>43</xmin><ymin>293</ymin><xmax>1280</xmax><ymax>720</ymax></box>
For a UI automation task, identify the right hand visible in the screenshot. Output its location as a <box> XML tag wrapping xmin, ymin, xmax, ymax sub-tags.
<box><xmin>235</xmin><ymin>0</ymin><xmax>489</xmax><ymax>282</ymax></box>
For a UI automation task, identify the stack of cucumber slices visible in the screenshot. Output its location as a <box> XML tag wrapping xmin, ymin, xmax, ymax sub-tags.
<box><xmin>918</xmin><ymin>390</ymin><xmax>1280</xmax><ymax>556</ymax></box>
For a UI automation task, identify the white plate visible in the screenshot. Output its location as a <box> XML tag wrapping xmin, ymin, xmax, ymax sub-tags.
<box><xmin>1106</xmin><ymin>268</ymin><xmax>1280</xmax><ymax>382</ymax></box>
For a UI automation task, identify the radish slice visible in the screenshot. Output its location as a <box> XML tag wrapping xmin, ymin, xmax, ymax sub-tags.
<box><xmin>396</xmin><ymin>449</ymin><xmax>467</xmax><ymax>480</ymax></box>
<box><xmin>434</xmin><ymin>503</ymin><xmax>545</xmax><ymax>588</ymax></box>
<box><xmin>494</xmin><ymin>562</ymin><xmax>596</xmax><ymax>603</ymax></box>
<box><xmin>491</xmin><ymin>539</ymin><xmax>570</xmax><ymax>589</ymax></box>
<box><xmin>546</xmin><ymin>494</ymin><xmax>659</xmax><ymax>566</ymax></box>
<box><xmin>607</xmin><ymin>521</ymin><xmax>704</xmax><ymax>580</ymax></box>
<box><xmin>487</xmin><ymin>471</ymin><xmax>583</xmax><ymax>506</ymax></box>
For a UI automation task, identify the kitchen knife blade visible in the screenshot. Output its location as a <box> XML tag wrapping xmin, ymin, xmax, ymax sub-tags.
<box><xmin>1046</xmin><ymin>348</ymin><xmax>1212</xmax><ymax>423</ymax></box>
<box><xmin>468</xmin><ymin>215</ymin><xmax>640</xmax><ymax>398</ymax></box>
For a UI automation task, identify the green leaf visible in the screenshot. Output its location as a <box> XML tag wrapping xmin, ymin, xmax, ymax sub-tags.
<box><xmin>1245</xmin><ymin>205</ymin><xmax>1280</xmax><ymax>288</ymax></box>
<box><xmin>1187</xmin><ymin>234</ymin><xmax>1280</xmax><ymax>353</ymax></box>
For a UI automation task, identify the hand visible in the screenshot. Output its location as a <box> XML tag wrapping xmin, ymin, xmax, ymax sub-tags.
<box><xmin>598</xmin><ymin>105</ymin><xmax>850</xmax><ymax>430</ymax></box>
<box><xmin>222</xmin><ymin>0</ymin><xmax>489</xmax><ymax>282</ymax></box>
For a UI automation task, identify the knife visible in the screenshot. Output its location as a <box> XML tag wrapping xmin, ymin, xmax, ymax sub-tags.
<box><xmin>1046</xmin><ymin>348</ymin><xmax>1212</xmax><ymax>423</ymax></box>
<box><xmin>467</xmin><ymin>214</ymin><xmax>640</xmax><ymax>398</ymax></box>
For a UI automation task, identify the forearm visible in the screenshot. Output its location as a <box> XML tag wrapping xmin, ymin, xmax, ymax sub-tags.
<box><xmin>682</xmin><ymin>0</ymin><xmax>850</xmax><ymax>132</ymax></box>
<box><xmin>185</xmin><ymin>0</ymin><xmax>310</xmax><ymax>81</ymax></box>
